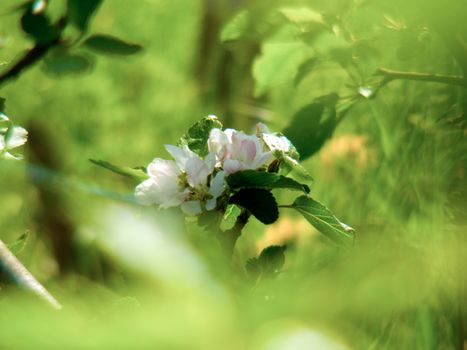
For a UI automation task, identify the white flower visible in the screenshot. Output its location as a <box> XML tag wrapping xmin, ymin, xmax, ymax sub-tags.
<box><xmin>135</xmin><ymin>158</ymin><xmax>189</xmax><ymax>207</ymax></box>
<box><xmin>0</xmin><ymin>125</ymin><xmax>28</xmax><ymax>160</ymax></box>
<box><xmin>135</xmin><ymin>145</ymin><xmax>225</xmax><ymax>215</ymax></box>
<box><xmin>208</xmin><ymin>128</ymin><xmax>273</xmax><ymax>174</ymax></box>
<box><xmin>256</xmin><ymin>122</ymin><xmax>291</xmax><ymax>153</ymax></box>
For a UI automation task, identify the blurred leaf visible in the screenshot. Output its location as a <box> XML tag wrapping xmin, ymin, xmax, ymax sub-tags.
<box><xmin>294</xmin><ymin>57</ymin><xmax>318</xmax><ymax>86</ymax></box>
<box><xmin>220</xmin><ymin>10</ymin><xmax>249</xmax><ymax>43</ymax></box>
<box><xmin>246</xmin><ymin>245</ymin><xmax>286</xmax><ymax>280</ymax></box>
<box><xmin>230</xmin><ymin>188</ymin><xmax>278</xmax><ymax>225</ymax></box>
<box><xmin>67</xmin><ymin>0</ymin><xmax>102</xmax><ymax>32</ymax></box>
<box><xmin>220</xmin><ymin>204</ymin><xmax>241</xmax><ymax>231</ymax></box>
<box><xmin>0</xmin><ymin>97</ymin><xmax>5</xmax><ymax>113</ymax></box>
<box><xmin>253</xmin><ymin>41</ymin><xmax>310</xmax><ymax>96</ymax></box>
<box><xmin>291</xmin><ymin>195</ymin><xmax>354</xmax><ymax>244</ymax></box>
<box><xmin>283</xmin><ymin>97</ymin><xmax>338</xmax><ymax>160</ymax></box>
<box><xmin>90</xmin><ymin>159</ymin><xmax>149</xmax><ymax>182</ymax></box>
<box><xmin>43</xmin><ymin>51</ymin><xmax>92</xmax><ymax>76</ymax></box>
<box><xmin>178</xmin><ymin>115</ymin><xmax>222</xmax><ymax>157</ymax></box>
<box><xmin>227</xmin><ymin>170</ymin><xmax>310</xmax><ymax>193</ymax></box>
<box><xmin>301</xmin><ymin>29</ymin><xmax>352</xmax><ymax>66</ymax></box>
<box><xmin>20</xmin><ymin>10</ymin><xmax>56</xmax><ymax>44</ymax></box>
<box><xmin>7</xmin><ymin>232</ymin><xmax>30</xmax><ymax>255</ymax></box>
<box><xmin>278</xmin><ymin>155</ymin><xmax>313</xmax><ymax>182</ymax></box>
<box><xmin>83</xmin><ymin>34</ymin><xmax>143</xmax><ymax>56</ymax></box>
<box><xmin>279</xmin><ymin>7</ymin><xmax>323</xmax><ymax>25</ymax></box>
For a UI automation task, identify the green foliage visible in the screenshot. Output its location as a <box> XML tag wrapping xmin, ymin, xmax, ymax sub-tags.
<box><xmin>67</xmin><ymin>0</ymin><xmax>102</xmax><ymax>32</ymax></box>
<box><xmin>43</xmin><ymin>50</ymin><xmax>92</xmax><ymax>76</ymax></box>
<box><xmin>177</xmin><ymin>115</ymin><xmax>222</xmax><ymax>157</ymax></box>
<box><xmin>291</xmin><ymin>195</ymin><xmax>354</xmax><ymax>245</ymax></box>
<box><xmin>253</xmin><ymin>40</ymin><xmax>311</xmax><ymax>96</ymax></box>
<box><xmin>283</xmin><ymin>97</ymin><xmax>339</xmax><ymax>160</ymax></box>
<box><xmin>219</xmin><ymin>204</ymin><xmax>241</xmax><ymax>231</ymax></box>
<box><xmin>6</xmin><ymin>232</ymin><xmax>29</xmax><ymax>255</ymax></box>
<box><xmin>220</xmin><ymin>10</ymin><xmax>249</xmax><ymax>43</ymax></box>
<box><xmin>83</xmin><ymin>34</ymin><xmax>143</xmax><ymax>56</ymax></box>
<box><xmin>226</xmin><ymin>169</ymin><xmax>310</xmax><ymax>193</ymax></box>
<box><xmin>90</xmin><ymin>159</ymin><xmax>148</xmax><ymax>183</ymax></box>
<box><xmin>246</xmin><ymin>245</ymin><xmax>286</xmax><ymax>280</ymax></box>
<box><xmin>20</xmin><ymin>9</ymin><xmax>56</xmax><ymax>44</ymax></box>
<box><xmin>230</xmin><ymin>188</ymin><xmax>278</xmax><ymax>225</ymax></box>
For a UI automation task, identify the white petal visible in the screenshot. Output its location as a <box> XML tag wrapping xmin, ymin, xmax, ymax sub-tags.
<box><xmin>139</xmin><ymin>159</ymin><xmax>187</xmax><ymax>207</ymax></box>
<box><xmin>209</xmin><ymin>171</ymin><xmax>225</xmax><ymax>198</ymax></box>
<box><xmin>185</xmin><ymin>156</ymin><xmax>211</xmax><ymax>188</ymax></box>
<box><xmin>205</xmin><ymin>198</ymin><xmax>217</xmax><ymax>211</ymax></box>
<box><xmin>164</xmin><ymin>144</ymin><xmax>194</xmax><ymax>169</ymax></box>
<box><xmin>223</xmin><ymin>159</ymin><xmax>244</xmax><ymax>174</ymax></box>
<box><xmin>263</xmin><ymin>133</ymin><xmax>291</xmax><ymax>152</ymax></box>
<box><xmin>256</xmin><ymin>122</ymin><xmax>270</xmax><ymax>134</ymax></box>
<box><xmin>180</xmin><ymin>201</ymin><xmax>202</xmax><ymax>216</ymax></box>
<box><xmin>6</xmin><ymin>126</ymin><xmax>28</xmax><ymax>149</ymax></box>
<box><xmin>252</xmin><ymin>150</ymin><xmax>273</xmax><ymax>169</ymax></box>
<box><xmin>135</xmin><ymin>178</ymin><xmax>160</xmax><ymax>206</ymax></box>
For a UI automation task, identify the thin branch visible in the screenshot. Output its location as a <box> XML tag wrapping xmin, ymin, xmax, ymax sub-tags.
<box><xmin>217</xmin><ymin>210</ymin><xmax>250</xmax><ymax>256</ymax></box>
<box><xmin>0</xmin><ymin>239</ymin><xmax>61</xmax><ymax>309</ymax></box>
<box><xmin>0</xmin><ymin>16</ymin><xmax>67</xmax><ymax>87</ymax></box>
<box><xmin>376</xmin><ymin>67</ymin><xmax>467</xmax><ymax>88</ymax></box>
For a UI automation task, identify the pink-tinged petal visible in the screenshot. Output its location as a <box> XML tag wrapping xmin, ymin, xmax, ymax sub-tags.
<box><xmin>252</xmin><ymin>150</ymin><xmax>273</xmax><ymax>169</ymax></box>
<box><xmin>224</xmin><ymin>159</ymin><xmax>244</xmax><ymax>174</ymax></box>
<box><xmin>241</xmin><ymin>139</ymin><xmax>257</xmax><ymax>163</ymax></box>
<box><xmin>185</xmin><ymin>156</ymin><xmax>211</xmax><ymax>188</ymax></box>
<box><xmin>180</xmin><ymin>201</ymin><xmax>203</xmax><ymax>215</ymax></box>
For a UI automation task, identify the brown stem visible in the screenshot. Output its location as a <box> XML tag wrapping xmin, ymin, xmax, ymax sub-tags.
<box><xmin>376</xmin><ymin>67</ymin><xmax>466</xmax><ymax>88</ymax></box>
<box><xmin>0</xmin><ymin>239</ymin><xmax>61</xmax><ymax>309</ymax></box>
<box><xmin>0</xmin><ymin>16</ymin><xmax>66</xmax><ymax>87</ymax></box>
<box><xmin>217</xmin><ymin>210</ymin><xmax>250</xmax><ymax>256</ymax></box>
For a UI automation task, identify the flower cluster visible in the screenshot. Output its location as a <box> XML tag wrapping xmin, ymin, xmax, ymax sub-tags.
<box><xmin>0</xmin><ymin>113</ymin><xmax>28</xmax><ymax>160</ymax></box>
<box><xmin>135</xmin><ymin>116</ymin><xmax>296</xmax><ymax>215</ymax></box>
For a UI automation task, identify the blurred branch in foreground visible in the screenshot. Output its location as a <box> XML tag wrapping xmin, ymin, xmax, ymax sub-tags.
<box><xmin>0</xmin><ymin>239</ymin><xmax>61</xmax><ymax>309</ymax></box>
<box><xmin>377</xmin><ymin>67</ymin><xmax>467</xmax><ymax>88</ymax></box>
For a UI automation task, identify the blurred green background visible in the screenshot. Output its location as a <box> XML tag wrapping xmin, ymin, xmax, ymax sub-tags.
<box><xmin>0</xmin><ymin>0</ymin><xmax>466</xmax><ymax>349</ymax></box>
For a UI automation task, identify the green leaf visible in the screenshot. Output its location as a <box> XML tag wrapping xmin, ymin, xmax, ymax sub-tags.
<box><xmin>219</xmin><ymin>204</ymin><xmax>242</xmax><ymax>232</ymax></box>
<box><xmin>90</xmin><ymin>159</ymin><xmax>148</xmax><ymax>183</ymax></box>
<box><xmin>67</xmin><ymin>0</ymin><xmax>102</xmax><ymax>32</ymax></box>
<box><xmin>293</xmin><ymin>57</ymin><xmax>318</xmax><ymax>86</ymax></box>
<box><xmin>253</xmin><ymin>41</ymin><xmax>311</xmax><ymax>96</ymax></box>
<box><xmin>83</xmin><ymin>34</ymin><xmax>143</xmax><ymax>56</ymax></box>
<box><xmin>246</xmin><ymin>245</ymin><xmax>286</xmax><ymax>280</ymax></box>
<box><xmin>43</xmin><ymin>51</ymin><xmax>92</xmax><ymax>76</ymax></box>
<box><xmin>279</xmin><ymin>7</ymin><xmax>323</xmax><ymax>25</ymax></box>
<box><xmin>278</xmin><ymin>155</ymin><xmax>313</xmax><ymax>182</ymax></box>
<box><xmin>230</xmin><ymin>188</ymin><xmax>278</xmax><ymax>225</ymax></box>
<box><xmin>0</xmin><ymin>97</ymin><xmax>5</xmax><ymax>113</ymax></box>
<box><xmin>20</xmin><ymin>10</ymin><xmax>56</xmax><ymax>44</ymax></box>
<box><xmin>283</xmin><ymin>96</ymin><xmax>339</xmax><ymax>160</ymax></box>
<box><xmin>220</xmin><ymin>10</ymin><xmax>249</xmax><ymax>43</ymax></box>
<box><xmin>227</xmin><ymin>170</ymin><xmax>309</xmax><ymax>193</ymax></box>
<box><xmin>177</xmin><ymin>115</ymin><xmax>223</xmax><ymax>157</ymax></box>
<box><xmin>291</xmin><ymin>195</ymin><xmax>354</xmax><ymax>244</ymax></box>
<box><xmin>7</xmin><ymin>232</ymin><xmax>30</xmax><ymax>255</ymax></box>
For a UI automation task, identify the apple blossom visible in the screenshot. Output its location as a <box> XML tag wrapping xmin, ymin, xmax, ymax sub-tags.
<box><xmin>135</xmin><ymin>145</ymin><xmax>225</xmax><ymax>215</ymax></box>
